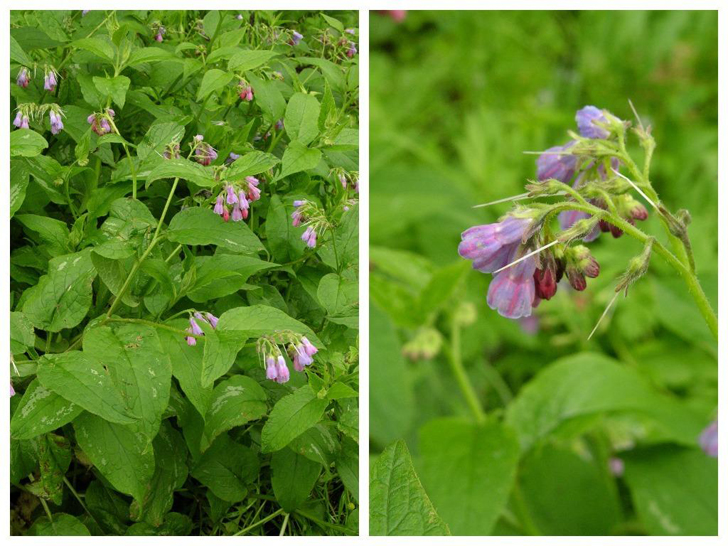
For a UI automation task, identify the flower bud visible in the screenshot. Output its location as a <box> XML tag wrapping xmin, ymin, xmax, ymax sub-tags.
<box><xmin>533</xmin><ymin>253</ymin><xmax>559</xmax><ymax>300</ymax></box>
<box><xmin>402</xmin><ymin>327</ymin><xmax>443</xmax><ymax>361</ymax></box>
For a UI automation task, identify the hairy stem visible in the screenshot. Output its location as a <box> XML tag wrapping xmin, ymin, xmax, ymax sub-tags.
<box><xmin>444</xmin><ymin>323</ymin><xmax>486</xmax><ymax>423</ymax></box>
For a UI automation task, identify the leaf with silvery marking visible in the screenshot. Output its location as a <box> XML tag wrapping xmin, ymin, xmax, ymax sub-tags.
<box><xmin>202</xmin><ymin>375</ymin><xmax>267</xmax><ymax>450</ymax></box>
<box><xmin>336</xmin><ymin>398</ymin><xmax>358</xmax><ymax>442</ymax></box>
<box><xmin>10</xmin><ymin>311</ymin><xmax>35</xmax><ymax>354</ymax></box>
<box><xmin>261</xmin><ymin>385</ymin><xmax>329</xmax><ymax>453</ymax></box>
<box><xmin>167</xmin><ymin>207</ymin><xmax>265</xmax><ymax>254</ymax></box>
<box><xmin>10</xmin><ymin>379</ymin><xmax>82</xmax><ymax>440</ymax></box>
<box><xmin>271</xmin><ymin>448</ymin><xmax>321</xmax><ymax>512</ymax></box>
<box><xmin>190</xmin><ymin>434</ymin><xmax>259</xmax><ymax>503</ymax></box>
<box><xmin>85</xmin><ymin>480</ymin><xmax>130</xmax><ymax>536</ymax></box>
<box><xmin>27</xmin><ymin>513</ymin><xmax>91</xmax><ymax>536</ymax></box>
<box><xmin>21</xmin><ymin>248</ymin><xmax>97</xmax><ymax>332</ymax></box>
<box><xmin>130</xmin><ymin>421</ymin><xmax>188</xmax><ymax>526</ymax></box>
<box><xmin>10</xmin><ymin>129</ymin><xmax>49</xmax><ymax>157</ymax></box>
<box><xmin>36</xmin><ymin>352</ymin><xmax>139</xmax><ymax>424</ymax></box>
<box><xmin>288</xmin><ymin>422</ymin><xmax>341</xmax><ymax>466</ymax></box>
<box><xmin>370</xmin><ymin>440</ymin><xmax>450</xmax><ymax>536</ymax></box>
<box><xmin>26</xmin><ymin>433</ymin><xmax>71</xmax><ymax>505</ymax></box>
<box><xmin>73</xmin><ymin>412</ymin><xmax>155</xmax><ymax>505</ymax></box>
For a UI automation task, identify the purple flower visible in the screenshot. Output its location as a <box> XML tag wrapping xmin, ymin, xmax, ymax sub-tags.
<box><xmin>238</xmin><ymin>82</ymin><xmax>254</xmax><ymax>101</ymax></box>
<box><xmin>486</xmin><ymin>246</ymin><xmax>537</xmax><ymax>319</ymax></box>
<box><xmin>293</xmin><ymin>200</ymin><xmax>306</xmax><ymax>207</ymax></box>
<box><xmin>339</xmin><ymin>173</ymin><xmax>347</xmax><ymax>188</ymax></box>
<box><xmin>155</xmin><ymin>26</ymin><xmax>166</xmax><ymax>43</ymax></box>
<box><xmin>558</xmin><ymin>209</ymin><xmax>600</xmax><ymax>242</ymax></box>
<box><xmin>19</xmin><ymin>115</ymin><xmax>30</xmax><ymax>130</ymax></box>
<box><xmin>186</xmin><ymin>332</ymin><xmax>197</xmax><ymax>346</ymax></box>
<box><xmin>301</xmin><ymin>336</ymin><xmax>317</xmax><ymax>356</ymax></box>
<box><xmin>44</xmin><ymin>71</ymin><xmax>57</xmax><ymax>92</ymax></box>
<box><xmin>82</xmin><ymin>10</ymin><xmax>89</xmax><ymax>16</ymax></box>
<box><xmin>214</xmin><ymin>195</ymin><xmax>225</xmax><ymax>215</ymax></box>
<box><xmin>16</xmin><ymin>67</ymin><xmax>30</xmax><ymax>88</ymax></box>
<box><xmin>189</xmin><ymin>317</ymin><xmax>204</xmax><ymax>336</ymax></box>
<box><xmin>295</xmin><ymin>344</ymin><xmax>313</xmax><ymax>367</ymax></box>
<box><xmin>205</xmin><ymin>313</ymin><xmax>219</xmax><ymax>328</ymax></box>
<box><xmin>275</xmin><ymin>355</ymin><xmax>290</xmax><ymax>383</ymax></box>
<box><xmin>13</xmin><ymin>111</ymin><xmax>23</xmax><ymax>128</ymax></box>
<box><xmin>266</xmin><ymin>356</ymin><xmax>278</xmax><ymax>381</ymax></box>
<box><xmin>290</xmin><ymin>30</ymin><xmax>303</xmax><ymax>46</ymax></box>
<box><xmin>10</xmin><ymin>382</ymin><xmax>15</xmax><ymax>397</ymax></box>
<box><xmin>226</xmin><ymin>185</ymin><xmax>238</xmax><ymax>205</ymax></box>
<box><xmin>291</xmin><ymin>210</ymin><xmax>303</xmax><ymax>227</ymax></box>
<box><xmin>293</xmin><ymin>356</ymin><xmax>305</xmax><ymax>372</ymax></box>
<box><xmin>231</xmin><ymin>204</ymin><xmax>244</xmax><ymax>222</ymax></box>
<box><xmin>537</xmin><ymin>142</ymin><xmax>576</xmax><ymax>183</ymax></box>
<box><xmin>275</xmin><ymin>119</ymin><xmax>284</xmax><ymax>131</ymax></box>
<box><xmin>302</xmin><ymin>226</ymin><xmax>317</xmax><ymax>248</ymax></box>
<box><xmin>609</xmin><ymin>457</ymin><xmax>625</xmax><ymax>477</ymax></box>
<box><xmin>246</xmin><ymin>176</ymin><xmax>261</xmax><ymax>201</ymax></box>
<box><xmin>346</xmin><ymin>42</ymin><xmax>357</xmax><ymax>58</ymax></box>
<box><xmin>49</xmin><ymin>110</ymin><xmax>64</xmax><ymax>135</ymax></box>
<box><xmin>699</xmin><ymin>421</ymin><xmax>717</xmax><ymax>458</ymax></box>
<box><xmin>458</xmin><ymin>216</ymin><xmax>532</xmax><ymax>273</ymax></box>
<box><xmin>238</xmin><ymin>191</ymin><xmax>250</xmax><ymax>211</ymax></box>
<box><xmin>195</xmin><ymin>143</ymin><xmax>217</xmax><ymax>166</ymax></box>
<box><xmin>225</xmin><ymin>152</ymin><xmax>240</xmax><ymax>165</ymax></box>
<box><xmin>576</xmin><ymin>105</ymin><xmax>609</xmax><ymax>139</ymax></box>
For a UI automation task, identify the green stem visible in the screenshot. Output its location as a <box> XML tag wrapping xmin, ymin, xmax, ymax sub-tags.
<box><xmin>233</xmin><ymin>508</ymin><xmax>284</xmax><ymax>536</ymax></box>
<box><xmin>444</xmin><ymin>323</ymin><xmax>486</xmax><ymax>423</ymax></box>
<box><xmin>278</xmin><ymin>513</ymin><xmax>290</xmax><ymax>536</ymax></box>
<box><xmin>551</xmin><ymin>201</ymin><xmax>717</xmax><ymax>339</ymax></box>
<box><xmin>511</xmin><ymin>481</ymin><xmax>541</xmax><ymax>536</ymax></box>
<box><xmin>105</xmin><ymin>318</ymin><xmax>197</xmax><ymax>338</ymax></box>
<box><xmin>329</xmin><ymin>227</ymin><xmax>340</xmax><ymax>272</ymax></box>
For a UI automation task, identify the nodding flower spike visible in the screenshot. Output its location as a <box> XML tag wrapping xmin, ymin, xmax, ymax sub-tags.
<box><xmin>16</xmin><ymin>67</ymin><xmax>30</xmax><ymax>88</ymax></box>
<box><xmin>189</xmin><ymin>317</ymin><xmax>204</xmax><ymax>336</ymax></box>
<box><xmin>231</xmin><ymin>204</ymin><xmax>244</xmax><ymax>222</ymax></box>
<box><xmin>291</xmin><ymin>210</ymin><xmax>303</xmax><ymax>227</ymax></box>
<box><xmin>14</xmin><ymin>111</ymin><xmax>30</xmax><ymax>129</ymax></box>
<box><xmin>238</xmin><ymin>191</ymin><xmax>250</xmax><ymax>211</ymax></box>
<box><xmin>49</xmin><ymin>110</ymin><xmax>64</xmax><ymax>135</ymax></box>
<box><xmin>537</xmin><ymin>142</ymin><xmax>577</xmax><ymax>183</ymax></box>
<box><xmin>155</xmin><ymin>26</ymin><xmax>166</xmax><ymax>43</ymax></box>
<box><xmin>301</xmin><ymin>336</ymin><xmax>317</xmax><ymax>356</ymax></box>
<box><xmin>576</xmin><ymin>105</ymin><xmax>610</xmax><ymax>139</ymax></box>
<box><xmin>458</xmin><ymin>216</ymin><xmax>532</xmax><ymax>273</ymax></box>
<box><xmin>699</xmin><ymin>421</ymin><xmax>718</xmax><ymax>458</ymax></box>
<box><xmin>487</xmin><ymin>245</ymin><xmax>537</xmax><ymax>319</ymax></box>
<box><xmin>302</xmin><ymin>226</ymin><xmax>317</xmax><ymax>248</ymax></box>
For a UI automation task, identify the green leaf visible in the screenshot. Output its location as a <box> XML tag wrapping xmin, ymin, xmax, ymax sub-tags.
<box><xmin>318</xmin><ymin>273</ymin><xmax>358</xmax><ymax>317</ymax></box>
<box><xmin>277</xmin><ymin>140</ymin><xmax>322</xmax><ymax>180</ymax></box>
<box><xmin>370</xmin><ymin>440</ymin><xmax>450</xmax><ymax>536</ymax></box>
<box><xmin>74</xmin><ymin>37</ymin><xmax>115</xmax><ymax>62</ymax></box>
<box><xmin>73</xmin><ymin>412</ymin><xmax>155</xmax><ymax>505</ymax></box>
<box><xmin>318</xmin><ymin>80</ymin><xmax>336</xmax><ymax>132</ymax></box>
<box><xmin>321</xmin><ymin>13</ymin><xmax>345</xmax><ymax>33</ymax></box>
<box><xmin>10</xmin><ymin>129</ymin><xmax>49</xmax><ymax>157</ymax></box>
<box><xmin>147</xmin><ymin>158</ymin><xmax>216</xmax><ymax>188</ymax></box>
<box><xmin>127</xmin><ymin>47</ymin><xmax>180</xmax><ymax>67</ymax></box>
<box><xmin>10</xmin><ymin>379</ymin><xmax>82</xmax><ymax>440</ymax></box>
<box><xmin>318</xmin><ymin>204</ymin><xmax>358</xmax><ymax>269</ymax></box>
<box><xmin>271</xmin><ymin>448</ymin><xmax>321</xmax><ymax>512</ymax></box>
<box><xmin>288</xmin><ymin>423</ymin><xmax>340</xmax><ymax>466</ymax></box>
<box><xmin>261</xmin><ymin>384</ymin><xmax>329</xmax><ymax>453</ymax></box>
<box><xmin>10</xmin><ymin>311</ymin><xmax>35</xmax><ymax>354</ymax></box>
<box><xmin>418</xmin><ymin>418</ymin><xmax>520</xmax><ymax>535</ymax></box>
<box><xmin>203</xmin><ymin>376</ymin><xmax>268</xmax><ymax>448</ymax></box>
<box><xmin>28</xmin><ymin>513</ymin><xmax>91</xmax><ymax>536</ymax></box>
<box><xmin>10</xmin><ymin>35</ymin><xmax>33</xmax><ymax>66</ymax></box>
<box><xmin>197</xmin><ymin>68</ymin><xmax>234</xmax><ymax>101</ymax></box>
<box><xmin>247</xmin><ymin>74</ymin><xmax>286</xmax><ymax>123</ymax></box>
<box><xmin>10</xmin><ymin>159</ymin><xmax>30</xmax><ymax>217</ymax></box>
<box><xmin>190</xmin><ymin>434</ymin><xmax>259</xmax><ymax>503</ymax></box>
<box><xmin>83</xmin><ymin>325</ymin><xmax>172</xmax><ymax>441</ymax></box>
<box><xmin>218</xmin><ymin>304</ymin><xmax>323</xmax><ymax>347</ymax></box>
<box><xmin>27</xmin><ymin>433</ymin><xmax>70</xmax><ymax>504</ymax></box>
<box><xmin>22</xmin><ymin>249</ymin><xmax>97</xmax><ymax>332</ymax></box>
<box><xmin>296</xmin><ymin>57</ymin><xmax>345</xmax><ymax>91</ymax></box>
<box><xmin>336</xmin><ymin>438</ymin><xmax>359</xmax><ymax>502</ymax></box>
<box><xmin>285</xmin><ymin>92</ymin><xmax>321</xmax><ymax>146</ymax></box>
<box><xmin>94</xmin><ymin>75</ymin><xmax>131</xmax><ymax>109</ymax></box>
<box><xmin>504</xmin><ymin>353</ymin><xmax>706</xmax><ymax>451</ymax></box>
<box><xmin>623</xmin><ymin>445</ymin><xmax>717</xmax><ymax>535</ymax></box>
<box><xmin>370</xmin><ymin>304</ymin><xmax>413</xmax><ymax>447</ymax></box>
<box><xmin>202</xmin><ymin>10</ymin><xmax>221</xmax><ymax>41</ymax></box>
<box><xmin>228</xmin><ymin>49</ymin><xmax>279</xmax><ymax>72</ymax></box>
<box><xmin>130</xmin><ymin>421</ymin><xmax>188</xmax><ymax>526</ymax></box>
<box><xmin>264</xmin><ymin>195</ymin><xmax>306</xmax><ymax>262</ymax></box>
<box><xmin>188</xmin><ymin>254</ymin><xmax>278</xmax><ymax>302</ymax></box>
<box><xmin>226</xmin><ymin>151</ymin><xmax>280</xmax><ymax>181</ymax></box>
<box><xmin>90</xmin><ymin>252</ymin><xmax>139</xmax><ymax>307</ymax></box>
<box><xmin>85</xmin><ymin>481</ymin><xmax>130</xmax><ymax>535</ymax></box>
<box><xmin>36</xmin><ymin>352</ymin><xmax>139</xmax><ymax>424</ymax></box>
<box><xmin>167</xmin><ymin>207</ymin><xmax>264</xmax><ymax>254</ymax></box>
<box><xmin>201</xmin><ymin>326</ymin><xmax>248</xmax><ymax>389</ymax></box>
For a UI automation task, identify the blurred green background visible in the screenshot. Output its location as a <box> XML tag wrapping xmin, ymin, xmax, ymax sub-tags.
<box><xmin>369</xmin><ymin>10</ymin><xmax>717</xmax><ymax>535</ymax></box>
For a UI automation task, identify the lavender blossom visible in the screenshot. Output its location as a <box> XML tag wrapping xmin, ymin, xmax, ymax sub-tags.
<box><xmin>265</xmin><ymin>356</ymin><xmax>278</xmax><ymax>381</ymax></box>
<box><xmin>346</xmin><ymin>42</ymin><xmax>357</xmax><ymax>58</ymax></box>
<box><xmin>214</xmin><ymin>195</ymin><xmax>225</xmax><ymax>215</ymax></box>
<box><xmin>225</xmin><ymin>152</ymin><xmax>240</xmax><ymax>165</ymax></box>
<box><xmin>301</xmin><ymin>336</ymin><xmax>317</xmax><ymax>356</ymax></box>
<box><xmin>302</xmin><ymin>226</ymin><xmax>317</xmax><ymax>248</ymax></box>
<box><xmin>537</xmin><ymin>142</ymin><xmax>576</xmax><ymax>183</ymax></box>
<box><xmin>486</xmin><ymin>246</ymin><xmax>537</xmax><ymax>319</ymax></box>
<box><xmin>226</xmin><ymin>185</ymin><xmax>238</xmax><ymax>205</ymax></box>
<box><xmin>44</xmin><ymin>70</ymin><xmax>57</xmax><ymax>92</ymax></box>
<box><xmin>246</xmin><ymin>176</ymin><xmax>261</xmax><ymax>201</ymax></box>
<box><xmin>231</xmin><ymin>204</ymin><xmax>243</xmax><ymax>222</ymax></box>
<box><xmin>189</xmin><ymin>317</ymin><xmax>204</xmax><ymax>336</ymax></box>
<box><xmin>205</xmin><ymin>313</ymin><xmax>219</xmax><ymax>328</ymax></box>
<box><xmin>458</xmin><ymin>216</ymin><xmax>532</xmax><ymax>273</ymax></box>
<box><xmin>699</xmin><ymin>421</ymin><xmax>717</xmax><ymax>458</ymax></box>
<box><xmin>275</xmin><ymin>355</ymin><xmax>290</xmax><ymax>383</ymax></box>
<box><xmin>290</xmin><ymin>30</ymin><xmax>303</xmax><ymax>46</ymax></box>
<box><xmin>16</xmin><ymin>67</ymin><xmax>30</xmax><ymax>88</ymax></box>
<box><xmin>49</xmin><ymin>110</ymin><xmax>64</xmax><ymax>135</ymax></box>
<box><xmin>576</xmin><ymin>105</ymin><xmax>609</xmax><ymax>139</ymax></box>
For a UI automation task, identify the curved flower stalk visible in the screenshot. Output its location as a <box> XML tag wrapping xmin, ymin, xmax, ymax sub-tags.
<box><xmin>459</xmin><ymin>104</ymin><xmax>717</xmax><ymax>339</ymax></box>
<box><xmin>291</xmin><ymin>199</ymin><xmax>332</xmax><ymax>248</ymax></box>
<box><xmin>256</xmin><ymin>332</ymin><xmax>319</xmax><ymax>384</ymax></box>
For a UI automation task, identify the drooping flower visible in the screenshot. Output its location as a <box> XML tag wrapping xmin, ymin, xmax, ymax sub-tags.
<box><xmin>699</xmin><ymin>420</ymin><xmax>717</xmax><ymax>458</ymax></box>
<box><xmin>88</xmin><ymin>111</ymin><xmax>114</xmax><ymax>136</ymax></box>
<box><xmin>222</xmin><ymin>207</ymin><xmax>230</xmax><ymax>222</ymax></box>
<box><xmin>163</xmin><ymin>142</ymin><xmax>180</xmax><ymax>160</ymax></box>
<box><xmin>486</xmin><ymin>245</ymin><xmax>537</xmax><ymax>319</ymax></box>
<box><xmin>346</xmin><ymin>42</ymin><xmax>357</xmax><ymax>58</ymax></box>
<box><xmin>537</xmin><ymin>141</ymin><xmax>577</xmax><ymax>183</ymax></box>
<box><xmin>231</xmin><ymin>204</ymin><xmax>243</xmax><ymax>222</ymax></box>
<box><xmin>82</xmin><ymin>10</ymin><xmax>89</xmax><ymax>16</ymax></box>
<box><xmin>458</xmin><ymin>216</ymin><xmax>532</xmax><ymax>273</ymax></box>
<box><xmin>576</xmin><ymin>105</ymin><xmax>610</xmax><ymax>139</ymax></box>
<box><xmin>291</xmin><ymin>200</ymin><xmax>306</xmax><ymax>227</ymax></box>
<box><xmin>194</xmin><ymin>139</ymin><xmax>218</xmax><ymax>166</ymax></box>
<box><xmin>225</xmin><ymin>152</ymin><xmax>240</xmax><ymax>165</ymax></box>
<box><xmin>10</xmin><ymin>382</ymin><xmax>15</xmax><ymax>397</ymax></box>
<box><xmin>16</xmin><ymin>67</ymin><xmax>30</xmax><ymax>88</ymax></box>
<box><xmin>214</xmin><ymin>195</ymin><xmax>225</xmax><ymax>215</ymax></box>
<box><xmin>275</xmin><ymin>355</ymin><xmax>290</xmax><ymax>383</ymax></box>
<box><xmin>155</xmin><ymin>26</ymin><xmax>166</xmax><ymax>42</ymax></box>
<box><xmin>225</xmin><ymin>184</ymin><xmax>238</xmax><ymax>205</ymax></box>
<box><xmin>564</xmin><ymin>245</ymin><xmax>600</xmax><ymax>291</ymax></box>
<box><xmin>205</xmin><ymin>313</ymin><xmax>219</xmax><ymax>328</ymax></box>
<box><xmin>44</xmin><ymin>69</ymin><xmax>58</xmax><ymax>92</ymax></box>
<box><xmin>301</xmin><ymin>336</ymin><xmax>317</xmax><ymax>357</ymax></box>
<box><xmin>301</xmin><ymin>226</ymin><xmax>317</xmax><ymax>248</ymax></box>
<box><xmin>558</xmin><ymin>209</ymin><xmax>601</xmax><ymax>243</ymax></box>
<box><xmin>186</xmin><ymin>332</ymin><xmax>196</xmax><ymax>346</ymax></box>
<box><xmin>238</xmin><ymin>191</ymin><xmax>250</xmax><ymax>219</ymax></box>
<box><xmin>238</xmin><ymin>81</ymin><xmax>254</xmax><ymax>102</ymax></box>
<box><xmin>13</xmin><ymin>111</ymin><xmax>29</xmax><ymax>129</ymax></box>
<box><xmin>246</xmin><ymin>176</ymin><xmax>261</xmax><ymax>201</ymax></box>
<box><xmin>49</xmin><ymin>109</ymin><xmax>64</xmax><ymax>135</ymax></box>
<box><xmin>533</xmin><ymin>252</ymin><xmax>562</xmax><ymax>301</ymax></box>
<box><xmin>189</xmin><ymin>317</ymin><xmax>204</xmax><ymax>336</ymax></box>
<box><xmin>265</xmin><ymin>356</ymin><xmax>278</xmax><ymax>381</ymax></box>
<box><xmin>339</xmin><ymin>173</ymin><xmax>348</xmax><ymax>189</ymax></box>
<box><xmin>290</xmin><ymin>30</ymin><xmax>303</xmax><ymax>46</ymax></box>
<box><xmin>275</xmin><ymin>119</ymin><xmax>284</xmax><ymax>131</ymax></box>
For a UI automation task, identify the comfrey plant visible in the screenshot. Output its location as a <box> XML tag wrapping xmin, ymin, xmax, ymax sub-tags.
<box><xmin>459</xmin><ymin>104</ymin><xmax>717</xmax><ymax>340</ymax></box>
<box><xmin>256</xmin><ymin>332</ymin><xmax>319</xmax><ymax>384</ymax></box>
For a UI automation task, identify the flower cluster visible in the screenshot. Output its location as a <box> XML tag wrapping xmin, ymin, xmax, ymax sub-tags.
<box><xmin>154</xmin><ymin>25</ymin><xmax>166</xmax><ymax>43</ymax></box>
<box><xmin>238</xmin><ymin>80</ymin><xmax>254</xmax><ymax>102</ymax></box>
<box><xmin>16</xmin><ymin>67</ymin><xmax>30</xmax><ymax>88</ymax></box>
<box><xmin>48</xmin><ymin>107</ymin><xmax>64</xmax><ymax>135</ymax></box>
<box><xmin>13</xmin><ymin>103</ymin><xmax>65</xmax><ymax>135</ymax></box>
<box><xmin>289</xmin><ymin>30</ymin><xmax>303</xmax><ymax>46</ymax></box>
<box><xmin>87</xmin><ymin>108</ymin><xmax>116</xmax><ymax>136</ymax></box>
<box><xmin>332</xmin><ymin>168</ymin><xmax>359</xmax><ymax>193</ymax></box>
<box><xmin>213</xmin><ymin>176</ymin><xmax>261</xmax><ymax>223</ymax></box>
<box><xmin>163</xmin><ymin>141</ymin><xmax>181</xmax><ymax>160</ymax></box>
<box><xmin>291</xmin><ymin>199</ymin><xmax>331</xmax><ymax>248</ymax></box>
<box><xmin>459</xmin><ymin>105</ymin><xmax>654</xmax><ymax>320</ymax></box>
<box><xmin>44</xmin><ymin>67</ymin><xmax>58</xmax><ymax>92</ymax></box>
<box><xmin>13</xmin><ymin>109</ymin><xmax>30</xmax><ymax>130</ymax></box>
<box><xmin>257</xmin><ymin>333</ymin><xmax>318</xmax><ymax>384</ymax></box>
<box><xmin>192</xmin><ymin>134</ymin><xmax>218</xmax><ymax>166</ymax></box>
<box><xmin>185</xmin><ymin>311</ymin><xmax>219</xmax><ymax>346</ymax></box>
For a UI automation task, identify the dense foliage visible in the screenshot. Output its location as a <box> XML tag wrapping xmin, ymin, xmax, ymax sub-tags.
<box><xmin>10</xmin><ymin>10</ymin><xmax>359</xmax><ymax>536</ymax></box>
<box><xmin>369</xmin><ymin>10</ymin><xmax>717</xmax><ymax>536</ymax></box>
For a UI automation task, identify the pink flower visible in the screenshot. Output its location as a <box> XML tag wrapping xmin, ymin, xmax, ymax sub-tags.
<box><xmin>189</xmin><ymin>317</ymin><xmax>204</xmax><ymax>336</ymax></box>
<box><xmin>214</xmin><ymin>195</ymin><xmax>225</xmax><ymax>215</ymax></box>
<box><xmin>44</xmin><ymin>70</ymin><xmax>57</xmax><ymax>92</ymax></box>
<box><xmin>301</xmin><ymin>226</ymin><xmax>317</xmax><ymax>248</ymax></box>
<box><xmin>537</xmin><ymin>141</ymin><xmax>576</xmax><ymax>183</ymax></box>
<box><xmin>486</xmin><ymin>246</ymin><xmax>537</xmax><ymax>319</ymax></box>
<box><xmin>458</xmin><ymin>216</ymin><xmax>532</xmax><ymax>273</ymax></box>
<box><xmin>231</xmin><ymin>204</ymin><xmax>243</xmax><ymax>222</ymax></box>
<box><xmin>266</xmin><ymin>356</ymin><xmax>278</xmax><ymax>381</ymax></box>
<box><xmin>275</xmin><ymin>356</ymin><xmax>290</xmax><ymax>383</ymax></box>
<box><xmin>699</xmin><ymin>421</ymin><xmax>717</xmax><ymax>458</ymax></box>
<box><xmin>301</xmin><ymin>336</ymin><xmax>317</xmax><ymax>356</ymax></box>
<box><xmin>226</xmin><ymin>185</ymin><xmax>238</xmax><ymax>205</ymax></box>
<box><xmin>205</xmin><ymin>313</ymin><xmax>219</xmax><ymax>328</ymax></box>
<box><xmin>16</xmin><ymin>67</ymin><xmax>30</xmax><ymax>88</ymax></box>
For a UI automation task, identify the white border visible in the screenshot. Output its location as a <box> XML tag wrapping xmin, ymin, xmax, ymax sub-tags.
<box><xmin>3</xmin><ymin>1</ymin><xmax>726</xmax><ymax>543</ymax></box>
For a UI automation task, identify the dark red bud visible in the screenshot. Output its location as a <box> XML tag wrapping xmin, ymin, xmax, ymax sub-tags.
<box><xmin>631</xmin><ymin>204</ymin><xmax>649</xmax><ymax>221</ymax></box>
<box><xmin>583</xmin><ymin>256</ymin><xmax>600</xmax><ymax>278</ymax></box>
<box><xmin>567</xmin><ymin>268</ymin><xmax>587</xmax><ymax>291</ymax></box>
<box><xmin>534</xmin><ymin>267</ymin><xmax>558</xmax><ymax>300</ymax></box>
